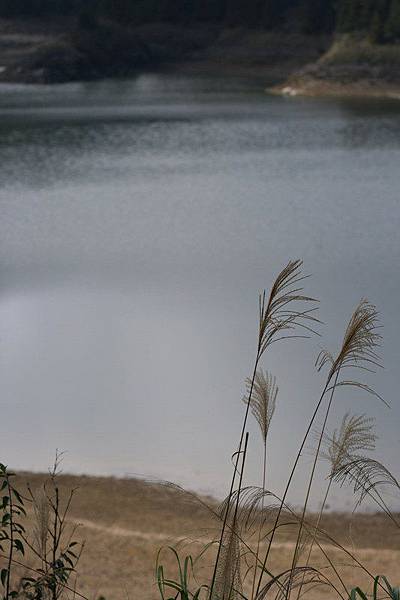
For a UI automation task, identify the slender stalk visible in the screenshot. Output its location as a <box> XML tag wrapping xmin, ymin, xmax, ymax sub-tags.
<box><xmin>250</xmin><ymin>444</ymin><xmax>267</xmax><ymax>600</ymax></box>
<box><xmin>313</xmin><ymin>529</ymin><xmax>388</xmax><ymax>595</ymax></box>
<box><xmin>52</xmin><ymin>485</ymin><xmax>59</xmax><ymax>600</ymax></box>
<box><xmin>209</xmin><ymin>355</ymin><xmax>260</xmax><ymax>599</ymax></box>
<box><xmin>286</xmin><ymin>370</ymin><xmax>340</xmax><ymax>599</ymax></box>
<box><xmin>254</xmin><ymin>376</ymin><xmax>331</xmax><ymax>598</ymax></box>
<box><xmin>263</xmin><ymin>492</ymin><xmax>349</xmax><ymax>598</ymax></box>
<box><xmin>5</xmin><ymin>476</ymin><xmax>13</xmax><ymax>600</ymax></box>
<box><xmin>367</xmin><ymin>487</ymin><xmax>400</xmax><ymax>528</ymax></box>
<box><xmin>226</xmin><ymin>432</ymin><xmax>249</xmax><ymax>600</ymax></box>
<box><xmin>295</xmin><ymin>477</ymin><xmax>333</xmax><ymax>600</ymax></box>
<box><xmin>231</xmin><ymin>432</ymin><xmax>250</xmax><ymax>533</ymax></box>
<box><xmin>306</xmin><ymin>479</ymin><xmax>331</xmax><ymax>567</ymax></box>
<box><xmin>211</xmin><ymin>262</ymin><xmax>318</xmax><ymax>599</ymax></box>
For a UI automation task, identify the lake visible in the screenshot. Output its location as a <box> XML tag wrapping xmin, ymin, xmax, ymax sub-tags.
<box><xmin>1</xmin><ymin>73</ymin><xmax>399</xmax><ymax>506</ymax></box>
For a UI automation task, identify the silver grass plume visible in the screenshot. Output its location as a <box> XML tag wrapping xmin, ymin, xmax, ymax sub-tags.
<box><xmin>332</xmin><ymin>457</ymin><xmax>400</xmax><ymax>508</ymax></box>
<box><xmin>316</xmin><ymin>299</ymin><xmax>386</xmax><ymax>404</ymax></box>
<box><xmin>218</xmin><ymin>487</ymin><xmax>278</xmax><ymax>536</ymax></box>
<box><xmin>257</xmin><ymin>260</ymin><xmax>319</xmax><ymax>358</ymax></box>
<box><xmin>211</xmin><ymin>260</ymin><xmax>318</xmax><ymax>600</ymax></box>
<box><xmin>322</xmin><ymin>413</ymin><xmax>377</xmax><ymax>478</ymax></box>
<box><xmin>284</xmin><ymin>301</ymin><xmax>383</xmax><ymax>600</ymax></box>
<box><xmin>255</xmin><ymin>566</ymin><xmax>330</xmax><ymax>600</ymax></box>
<box><xmin>213</xmin><ymin>522</ymin><xmax>243</xmax><ymax>600</ymax></box>
<box><xmin>244</xmin><ymin>370</ymin><xmax>278</xmax><ymax>444</ymax></box>
<box><xmin>274</xmin><ymin>567</ymin><xmax>327</xmax><ymax>600</ymax></box>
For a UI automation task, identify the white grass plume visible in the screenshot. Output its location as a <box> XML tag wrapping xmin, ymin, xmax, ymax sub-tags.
<box><xmin>316</xmin><ymin>299</ymin><xmax>386</xmax><ymax>404</ymax></box>
<box><xmin>243</xmin><ymin>370</ymin><xmax>277</xmax><ymax>444</ymax></box>
<box><xmin>213</xmin><ymin>522</ymin><xmax>243</xmax><ymax>600</ymax></box>
<box><xmin>322</xmin><ymin>412</ymin><xmax>377</xmax><ymax>478</ymax></box>
<box><xmin>258</xmin><ymin>260</ymin><xmax>319</xmax><ymax>358</ymax></box>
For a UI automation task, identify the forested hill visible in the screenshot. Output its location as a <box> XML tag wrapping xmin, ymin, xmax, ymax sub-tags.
<box><xmin>1</xmin><ymin>0</ymin><xmax>400</xmax><ymax>87</ymax></box>
<box><xmin>1</xmin><ymin>0</ymin><xmax>400</xmax><ymax>44</ymax></box>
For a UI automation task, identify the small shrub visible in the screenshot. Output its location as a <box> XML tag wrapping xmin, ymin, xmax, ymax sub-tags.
<box><xmin>0</xmin><ymin>454</ymin><xmax>83</xmax><ymax>600</ymax></box>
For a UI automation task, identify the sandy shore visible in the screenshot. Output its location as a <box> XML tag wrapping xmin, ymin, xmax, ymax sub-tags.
<box><xmin>2</xmin><ymin>472</ymin><xmax>399</xmax><ymax>600</ymax></box>
<box><xmin>271</xmin><ymin>78</ymin><xmax>400</xmax><ymax>100</ymax></box>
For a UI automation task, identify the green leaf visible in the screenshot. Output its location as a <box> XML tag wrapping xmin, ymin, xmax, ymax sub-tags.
<box><xmin>0</xmin><ymin>569</ymin><xmax>7</xmax><ymax>587</ymax></box>
<box><xmin>63</xmin><ymin>555</ymin><xmax>74</xmax><ymax>568</ymax></box>
<box><xmin>350</xmin><ymin>588</ymin><xmax>368</xmax><ymax>600</ymax></box>
<box><xmin>14</xmin><ymin>538</ymin><xmax>24</xmax><ymax>555</ymax></box>
<box><xmin>12</xmin><ymin>489</ymin><xmax>23</xmax><ymax>505</ymax></box>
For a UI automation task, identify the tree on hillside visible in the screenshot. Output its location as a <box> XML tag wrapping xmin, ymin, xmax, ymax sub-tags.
<box><xmin>370</xmin><ymin>9</ymin><xmax>385</xmax><ymax>41</ymax></box>
<box><xmin>336</xmin><ymin>0</ymin><xmax>371</xmax><ymax>32</ymax></box>
<box><xmin>385</xmin><ymin>0</ymin><xmax>400</xmax><ymax>40</ymax></box>
<box><xmin>260</xmin><ymin>0</ymin><xmax>289</xmax><ymax>28</ymax></box>
<box><xmin>302</xmin><ymin>0</ymin><xmax>335</xmax><ymax>33</ymax></box>
<box><xmin>195</xmin><ymin>0</ymin><xmax>226</xmax><ymax>21</ymax></box>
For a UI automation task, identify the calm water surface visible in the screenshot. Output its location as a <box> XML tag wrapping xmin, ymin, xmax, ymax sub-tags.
<box><xmin>1</xmin><ymin>74</ymin><xmax>400</xmax><ymax>505</ymax></box>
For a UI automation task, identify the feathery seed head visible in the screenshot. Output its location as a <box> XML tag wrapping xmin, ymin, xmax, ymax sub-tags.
<box><xmin>322</xmin><ymin>412</ymin><xmax>377</xmax><ymax>477</ymax></box>
<box><xmin>258</xmin><ymin>260</ymin><xmax>319</xmax><ymax>358</ymax></box>
<box><xmin>243</xmin><ymin>370</ymin><xmax>278</xmax><ymax>444</ymax></box>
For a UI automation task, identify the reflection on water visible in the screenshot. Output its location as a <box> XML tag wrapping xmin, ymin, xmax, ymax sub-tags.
<box><xmin>0</xmin><ymin>74</ymin><xmax>400</xmax><ymax>502</ymax></box>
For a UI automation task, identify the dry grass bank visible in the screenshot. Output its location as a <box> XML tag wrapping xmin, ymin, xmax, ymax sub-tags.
<box><xmin>5</xmin><ymin>472</ymin><xmax>398</xmax><ymax>600</ymax></box>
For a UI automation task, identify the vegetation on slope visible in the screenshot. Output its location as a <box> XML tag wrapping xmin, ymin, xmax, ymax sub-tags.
<box><xmin>0</xmin><ymin>0</ymin><xmax>400</xmax><ymax>42</ymax></box>
<box><xmin>1</xmin><ymin>0</ymin><xmax>400</xmax><ymax>87</ymax></box>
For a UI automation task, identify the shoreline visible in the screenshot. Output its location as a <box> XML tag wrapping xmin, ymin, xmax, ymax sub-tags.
<box><xmin>1</xmin><ymin>19</ymin><xmax>400</xmax><ymax>101</ymax></box>
<box><xmin>270</xmin><ymin>34</ymin><xmax>400</xmax><ymax>101</ymax></box>
<box><xmin>270</xmin><ymin>78</ymin><xmax>400</xmax><ymax>101</ymax></box>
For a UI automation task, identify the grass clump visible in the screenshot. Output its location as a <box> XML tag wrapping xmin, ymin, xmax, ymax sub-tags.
<box><xmin>155</xmin><ymin>260</ymin><xmax>400</xmax><ymax>600</ymax></box>
<box><xmin>1</xmin><ymin>260</ymin><xmax>399</xmax><ymax>600</ymax></box>
<box><xmin>0</xmin><ymin>453</ymin><xmax>83</xmax><ymax>600</ymax></box>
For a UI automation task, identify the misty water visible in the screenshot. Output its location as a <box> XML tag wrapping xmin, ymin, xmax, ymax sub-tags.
<box><xmin>1</xmin><ymin>73</ymin><xmax>400</xmax><ymax>507</ymax></box>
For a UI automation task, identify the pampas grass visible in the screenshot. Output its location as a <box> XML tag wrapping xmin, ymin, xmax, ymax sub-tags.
<box><xmin>1</xmin><ymin>260</ymin><xmax>399</xmax><ymax>600</ymax></box>
<box><xmin>155</xmin><ymin>259</ymin><xmax>399</xmax><ymax>600</ymax></box>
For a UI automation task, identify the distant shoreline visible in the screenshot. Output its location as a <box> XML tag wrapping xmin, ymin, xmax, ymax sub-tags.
<box><xmin>270</xmin><ymin>79</ymin><xmax>400</xmax><ymax>101</ymax></box>
<box><xmin>1</xmin><ymin>20</ymin><xmax>400</xmax><ymax>101</ymax></box>
<box><xmin>269</xmin><ymin>35</ymin><xmax>400</xmax><ymax>101</ymax></box>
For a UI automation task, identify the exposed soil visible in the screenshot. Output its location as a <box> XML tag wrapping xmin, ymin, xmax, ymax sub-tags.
<box><xmin>1</xmin><ymin>472</ymin><xmax>398</xmax><ymax>600</ymax></box>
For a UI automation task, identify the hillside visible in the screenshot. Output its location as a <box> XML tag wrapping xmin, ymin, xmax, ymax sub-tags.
<box><xmin>2</xmin><ymin>472</ymin><xmax>399</xmax><ymax>600</ymax></box>
<box><xmin>274</xmin><ymin>33</ymin><xmax>400</xmax><ymax>98</ymax></box>
<box><xmin>0</xmin><ymin>18</ymin><xmax>332</xmax><ymax>84</ymax></box>
<box><xmin>0</xmin><ymin>0</ymin><xmax>400</xmax><ymax>94</ymax></box>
